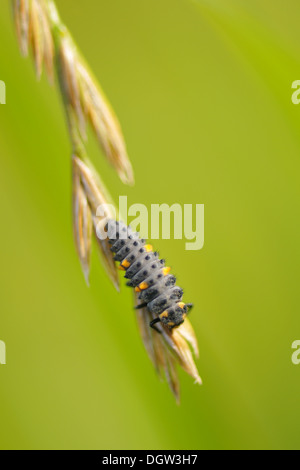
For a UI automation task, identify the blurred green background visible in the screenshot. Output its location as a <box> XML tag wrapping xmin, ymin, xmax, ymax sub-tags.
<box><xmin>0</xmin><ymin>0</ymin><xmax>300</xmax><ymax>450</ymax></box>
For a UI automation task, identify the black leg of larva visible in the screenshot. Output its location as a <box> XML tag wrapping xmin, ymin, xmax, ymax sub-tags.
<box><xmin>134</xmin><ymin>303</ymin><xmax>147</xmax><ymax>310</ymax></box>
<box><xmin>150</xmin><ymin>317</ymin><xmax>161</xmax><ymax>334</ymax></box>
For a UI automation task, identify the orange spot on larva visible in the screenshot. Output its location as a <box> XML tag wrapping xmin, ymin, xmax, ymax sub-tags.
<box><xmin>121</xmin><ymin>259</ymin><xmax>130</xmax><ymax>269</ymax></box>
<box><xmin>162</xmin><ymin>267</ymin><xmax>171</xmax><ymax>276</ymax></box>
<box><xmin>139</xmin><ymin>282</ymin><xmax>149</xmax><ymax>290</ymax></box>
<box><xmin>160</xmin><ymin>311</ymin><xmax>168</xmax><ymax>319</ymax></box>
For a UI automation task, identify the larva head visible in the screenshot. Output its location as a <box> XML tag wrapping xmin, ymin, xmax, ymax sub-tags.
<box><xmin>159</xmin><ymin>302</ymin><xmax>193</xmax><ymax>329</ymax></box>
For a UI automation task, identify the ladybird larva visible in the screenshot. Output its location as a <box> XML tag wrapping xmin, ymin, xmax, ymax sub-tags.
<box><xmin>105</xmin><ymin>220</ymin><xmax>193</xmax><ymax>331</ymax></box>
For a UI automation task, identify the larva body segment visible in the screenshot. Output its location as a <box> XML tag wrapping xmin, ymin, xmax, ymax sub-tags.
<box><xmin>106</xmin><ymin>220</ymin><xmax>193</xmax><ymax>330</ymax></box>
